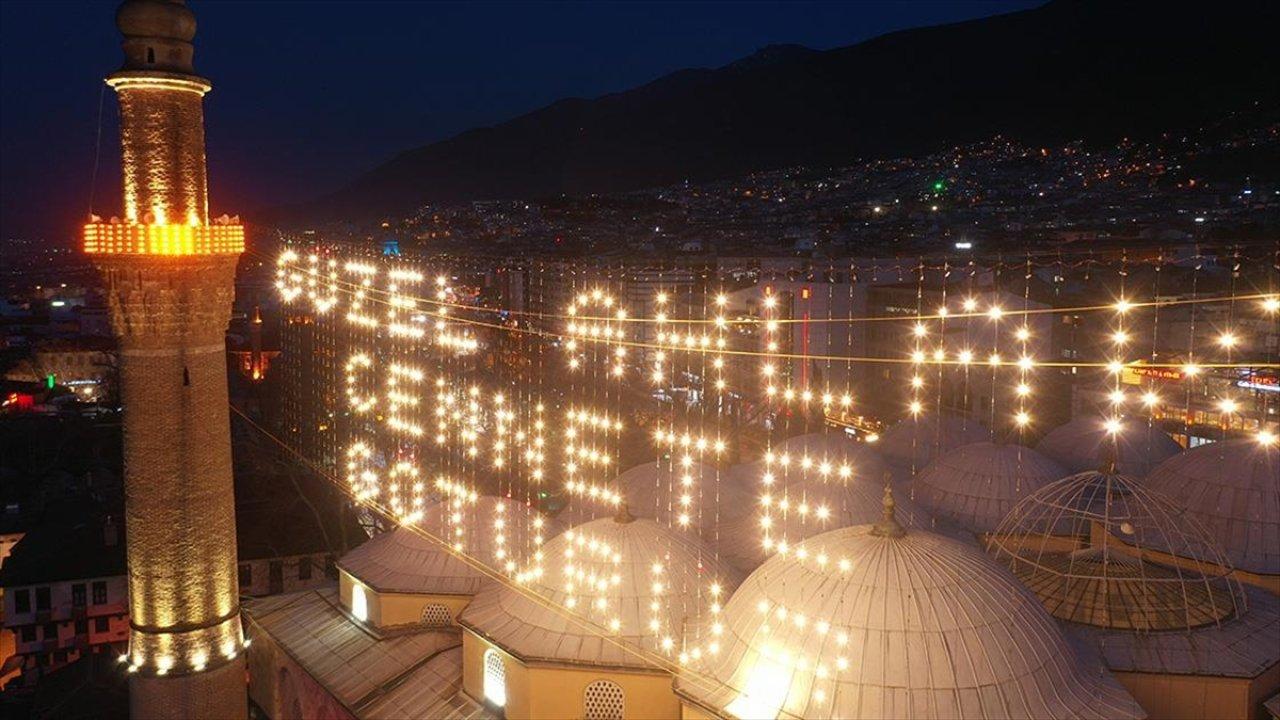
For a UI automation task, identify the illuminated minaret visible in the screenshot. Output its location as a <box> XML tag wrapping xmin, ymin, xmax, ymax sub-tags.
<box><xmin>85</xmin><ymin>1</ymin><xmax>247</xmax><ymax>717</ymax></box>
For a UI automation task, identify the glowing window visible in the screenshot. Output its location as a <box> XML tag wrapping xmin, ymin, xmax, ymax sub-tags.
<box><xmin>421</xmin><ymin>603</ymin><xmax>452</xmax><ymax>626</ymax></box>
<box><xmin>483</xmin><ymin>649</ymin><xmax>507</xmax><ymax>707</ymax></box>
<box><xmin>350</xmin><ymin>584</ymin><xmax>368</xmax><ymax>622</ymax></box>
<box><xmin>584</xmin><ymin>679</ymin><xmax>625</xmax><ymax>720</ymax></box>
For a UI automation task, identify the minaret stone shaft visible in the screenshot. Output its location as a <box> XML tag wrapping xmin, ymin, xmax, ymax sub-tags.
<box><xmin>85</xmin><ymin>2</ymin><xmax>247</xmax><ymax>717</ymax></box>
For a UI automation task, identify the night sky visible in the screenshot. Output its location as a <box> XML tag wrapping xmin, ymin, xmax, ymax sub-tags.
<box><xmin>0</xmin><ymin>1</ymin><xmax>1040</xmax><ymax>241</ymax></box>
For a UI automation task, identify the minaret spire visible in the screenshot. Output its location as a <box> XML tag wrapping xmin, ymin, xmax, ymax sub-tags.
<box><xmin>871</xmin><ymin>482</ymin><xmax>906</xmax><ymax>538</ymax></box>
<box><xmin>85</xmin><ymin>2</ymin><xmax>247</xmax><ymax>717</ymax></box>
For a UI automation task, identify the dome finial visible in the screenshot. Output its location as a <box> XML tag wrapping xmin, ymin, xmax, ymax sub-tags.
<box><xmin>871</xmin><ymin>482</ymin><xmax>905</xmax><ymax>538</ymax></box>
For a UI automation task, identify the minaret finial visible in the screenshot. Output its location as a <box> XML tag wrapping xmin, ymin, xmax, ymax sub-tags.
<box><xmin>871</xmin><ymin>482</ymin><xmax>905</xmax><ymax>538</ymax></box>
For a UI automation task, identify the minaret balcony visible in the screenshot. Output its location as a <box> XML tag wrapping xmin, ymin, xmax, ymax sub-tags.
<box><xmin>84</xmin><ymin>222</ymin><xmax>243</xmax><ymax>256</ymax></box>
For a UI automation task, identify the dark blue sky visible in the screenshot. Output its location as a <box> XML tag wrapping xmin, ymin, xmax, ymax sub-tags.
<box><xmin>0</xmin><ymin>0</ymin><xmax>1040</xmax><ymax>240</ymax></box>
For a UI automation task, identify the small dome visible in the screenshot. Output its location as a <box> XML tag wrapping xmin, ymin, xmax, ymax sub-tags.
<box><xmin>991</xmin><ymin>470</ymin><xmax>1245</xmax><ymax>632</ymax></box>
<box><xmin>339</xmin><ymin>496</ymin><xmax>559</xmax><ymax>595</ymax></box>
<box><xmin>677</xmin><ymin>520</ymin><xmax>1143</xmax><ymax>719</ymax></box>
<box><xmin>460</xmin><ymin>513</ymin><xmax>741</xmax><ymax>668</ymax></box>
<box><xmin>557</xmin><ymin>460</ymin><xmax>751</xmax><ymax>533</ymax></box>
<box><xmin>1145</xmin><ymin>439</ymin><xmax>1279</xmax><ymax>574</ymax></box>
<box><xmin>116</xmin><ymin>0</ymin><xmax>196</xmax><ymax>42</ymax></box>
<box><xmin>716</xmin><ymin>451</ymin><xmax>945</xmax><ymax>572</ymax></box>
<box><xmin>1036</xmin><ymin>417</ymin><xmax>1180</xmax><ymax>476</ymax></box>
<box><xmin>914</xmin><ymin>442</ymin><xmax>1066</xmax><ymax>534</ymax></box>
<box><xmin>877</xmin><ymin>414</ymin><xmax>989</xmax><ymax>469</ymax></box>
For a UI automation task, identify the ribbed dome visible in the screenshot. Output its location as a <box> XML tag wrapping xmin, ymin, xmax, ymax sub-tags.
<box><xmin>1144</xmin><ymin>439</ymin><xmax>1279</xmax><ymax>574</ymax></box>
<box><xmin>558</xmin><ymin>460</ymin><xmax>751</xmax><ymax>533</ymax></box>
<box><xmin>1036</xmin><ymin>417</ymin><xmax>1180</xmax><ymax>476</ymax></box>
<box><xmin>676</xmin><ymin>521</ymin><xmax>1144</xmax><ymax>719</ymax></box>
<box><xmin>877</xmin><ymin>415</ymin><xmax>989</xmax><ymax>469</ymax></box>
<box><xmin>717</xmin><ymin>470</ymin><xmax>945</xmax><ymax>572</ymax></box>
<box><xmin>914</xmin><ymin>442</ymin><xmax>1067</xmax><ymax>534</ymax></box>
<box><xmin>991</xmin><ymin>471</ymin><xmax>1245</xmax><ymax>632</ymax></box>
<box><xmin>339</xmin><ymin>496</ymin><xmax>559</xmax><ymax>595</ymax></box>
<box><xmin>771</xmin><ymin>431</ymin><xmax>871</xmax><ymax>463</ymax></box>
<box><xmin>460</xmin><ymin>514</ymin><xmax>742</xmax><ymax>668</ymax></box>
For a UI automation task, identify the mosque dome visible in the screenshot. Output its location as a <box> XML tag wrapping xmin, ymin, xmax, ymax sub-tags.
<box><xmin>990</xmin><ymin>470</ymin><xmax>1245</xmax><ymax>632</ymax></box>
<box><xmin>117</xmin><ymin>0</ymin><xmax>197</xmax><ymax>42</ymax></box>
<box><xmin>1036</xmin><ymin>417</ymin><xmax>1180</xmax><ymax>477</ymax></box>
<box><xmin>716</xmin><ymin>450</ymin><xmax>949</xmax><ymax>573</ymax></box>
<box><xmin>459</xmin><ymin>511</ymin><xmax>741</xmax><ymax>668</ymax></box>
<box><xmin>1144</xmin><ymin>439</ymin><xmax>1279</xmax><ymax>574</ymax></box>
<box><xmin>558</xmin><ymin>460</ymin><xmax>751</xmax><ymax>533</ymax></box>
<box><xmin>339</xmin><ymin>496</ymin><xmax>559</xmax><ymax>596</ymax></box>
<box><xmin>877</xmin><ymin>414</ymin><xmax>989</xmax><ymax>470</ymax></box>
<box><xmin>676</xmin><ymin>496</ymin><xmax>1144</xmax><ymax>720</ymax></box>
<box><xmin>914</xmin><ymin>442</ymin><xmax>1067</xmax><ymax>534</ymax></box>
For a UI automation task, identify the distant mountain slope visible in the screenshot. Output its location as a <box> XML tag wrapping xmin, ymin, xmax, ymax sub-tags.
<box><xmin>281</xmin><ymin>0</ymin><xmax>1279</xmax><ymax>224</ymax></box>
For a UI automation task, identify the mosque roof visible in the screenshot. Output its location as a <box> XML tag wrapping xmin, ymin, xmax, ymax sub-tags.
<box><xmin>338</xmin><ymin>496</ymin><xmax>558</xmax><ymax>596</ymax></box>
<box><xmin>676</xmin><ymin>510</ymin><xmax>1144</xmax><ymax>720</ymax></box>
<box><xmin>1144</xmin><ymin>439</ymin><xmax>1279</xmax><ymax>574</ymax></box>
<box><xmin>991</xmin><ymin>470</ymin><xmax>1246</xmax><ymax>633</ymax></box>
<box><xmin>460</xmin><ymin>513</ymin><xmax>740</xmax><ymax>670</ymax></box>
<box><xmin>1036</xmin><ymin>417</ymin><xmax>1181</xmax><ymax>477</ymax></box>
<box><xmin>877</xmin><ymin>415</ymin><xmax>990</xmax><ymax>470</ymax></box>
<box><xmin>244</xmin><ymin>588</ymin><xmax>493</xmax><ymax>720</ymax></box>
<box><xmin>913</xmin><ymin>442</ymin><xmax>1067</xmax><ymax>534</ymax></box>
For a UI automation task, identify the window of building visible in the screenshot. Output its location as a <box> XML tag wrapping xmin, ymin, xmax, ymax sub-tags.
<box><xmin>298</xmin><ymin>557</ymin><xmax>312</xmax><ymax>581</ymax></box>
<box><xmin>482</xmin><ymin>648</ymin><xmax>507</xmax><ymax>707</ymax></box>
<box><xmin>75</xmin><ymin>619</ymin><xmax>88</xmax><ymax>635</ymax></box>
<box><xmin>94</xmin><ymin>617</ymin><xmax>110</xmax><ymax>633</ymax></box>
<box><xmin>238</xmin><ymin>564</ymin><xmax>252</xmax><ymax>587</ymax></box>
<box><xmin>584</xmin><ymin>679</ymin><xmax>625</xmax><ymax>720</ymax></box>
<box><xmin>14</xmin><ymin>589</ymin><xmax>30</xmax><ymax>614</ymax></box>
<box><xmin>43</xmin><ymin>622</ymin><xmax>58</xmax><ymax>640</ymax></box>
<box><xmin>420</xmin><ymin>603</ymin><xmax>452</xmax><ymax>626</ymax></box>
<box><xmin>35</xmin><ymin>587</ymin><xmax>50</xmax><ymax>611</ymax></box>
<box><xmin>20</xmin><ymin>626</ymin><xmax>35</xmax><ymax>643</ymax></box>
<box><xmin>92</xmin><ymin>581</ymin><xmax>107</xmax><ymax>605</ymax></box>
<box><xmin>72</xmin><ymin>584</ymin><xmax>86</xmax><ymax>607</ymax></box>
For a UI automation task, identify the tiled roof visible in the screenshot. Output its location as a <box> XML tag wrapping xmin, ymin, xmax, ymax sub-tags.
<box><xmin>244</xmin><ymin>588</ymin><xmax>493</xmax><ymax>720</ymax></box>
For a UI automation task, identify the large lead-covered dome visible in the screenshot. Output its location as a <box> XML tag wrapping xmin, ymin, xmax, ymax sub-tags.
<box><xmin>1144</xmin><ymin>439</ymin><xmax>1279</xmax><ymax>575</ymax></box>
<box><xmin>676</xmin><ymin>506</ymin><xmax>1144</xmax><ymax>719</ymax></box>
<box><xmin>914</xmin><ymin>442</ymin><xmax>1066</xmax><ymax>534</ymax></box>
<box><xmin>1036</xmin><ymin>417</ymin><xmax>1180</xmax><ymax>477</ymax></box>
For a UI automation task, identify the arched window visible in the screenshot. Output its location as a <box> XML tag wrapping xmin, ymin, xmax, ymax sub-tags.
<box><xmin>146</xmin><ymin>47</ymin><xmax>155</xmax><ymax>64</ymax></box>
<box><xmin>420</xmin><ymin>603</ymin><xmax>451</xmax><ymax>626</ymax></box>
<box><xmin>584</xmin><ymin>679</ymin><xmax>625</xmax><ymax>720</ymax></box>
<box><xmin>482</xmin><ymin>648</ymin><xmax>506</xmax><ymax>708</ymax></box>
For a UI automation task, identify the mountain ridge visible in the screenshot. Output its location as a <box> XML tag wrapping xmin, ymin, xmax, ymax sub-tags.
<box><xmin>269</xmin><ymin>0</ymin><xmax>1279</xmax><ymax>225</ymax></box>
